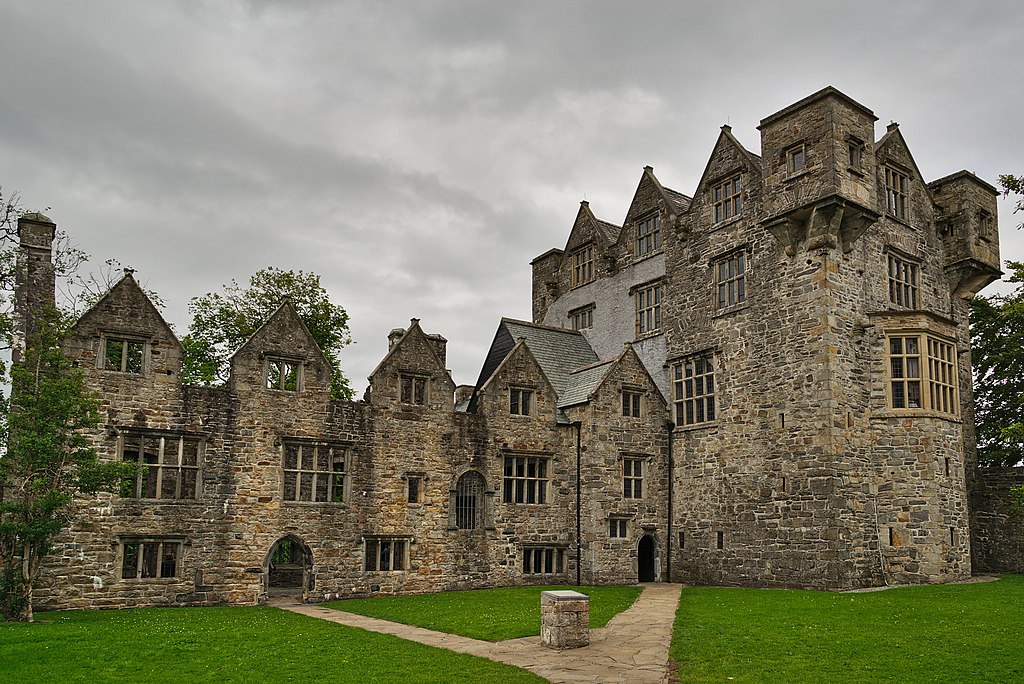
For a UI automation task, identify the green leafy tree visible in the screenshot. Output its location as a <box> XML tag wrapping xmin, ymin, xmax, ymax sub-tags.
<box><xmin>181</xmin><ymin>267</ymin><xmax>354</xmax><ymax>400</ymax></box>
<box><xmin>0</xmin><ymin>309</ymin><xmax>134</xmax><ymax>622</ymax></box>
<box><xmin>999</xmin><ymin>174</ymin><xmax>1024</xmax><ymax>229</ymax></box>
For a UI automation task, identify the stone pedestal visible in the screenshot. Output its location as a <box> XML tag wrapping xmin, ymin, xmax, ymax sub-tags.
<box><xmin>540</xmin><ymin>590</ymin><xmax>590</xmax><ymax>649</ymax></box>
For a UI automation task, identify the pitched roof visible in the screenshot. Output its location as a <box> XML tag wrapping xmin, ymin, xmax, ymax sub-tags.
<box><xmin>558</xmin><ymin>359</ymin><xmax>614</xmax><ymax>408</ymax></box>
<box><xmin>662</xmin><ymin>186</ymin><xmax>692</xmax><ymax>214</ymax></box>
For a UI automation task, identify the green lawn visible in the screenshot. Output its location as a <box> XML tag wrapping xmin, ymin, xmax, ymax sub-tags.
<box><xmin>0</xmin><ymin>606</ymin><xmax>544</xmax><ymax>684</ymax></box>
<box><xmin>324</xmin><ymin>585</ymin><xmax>643</xmax><ymax>641</ymax></box>
<box><xmin>672</xmin><ymin>574</ymin><xmax>1024</xmax><ymax>683</ymax></box>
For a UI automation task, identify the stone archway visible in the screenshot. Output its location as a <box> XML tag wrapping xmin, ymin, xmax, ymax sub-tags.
<box><xmin>638</xmin><ymin>534</ymin><xmax>657</xmax><ymax>582</ymax></box>
<box><xmin>266</xmin><ymin>535</ymin><xmax>313</xmax><ymax>600</ymax></box>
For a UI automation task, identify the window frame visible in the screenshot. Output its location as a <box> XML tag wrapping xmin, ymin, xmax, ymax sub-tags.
<box><xmin>281</xmin><ymin>441</ymin><xmax>350</xmax><ymax>504</ymax></box>
<box><xmin>609</xmin><ymin>518</ymin><xmax>628</xmax><ymax>538</ymax></box>
<box><xmin>509</xmin><ymin>387</ymin><xmax>534</xmax><ymax>416</ymax></box>
<box><xmin>399</xmin><ymin>373</ymin><xmax>428</xmax><ymax>405</ymax></box>
<box><xmin>621</xmin><ymin>389</ymin><xmax>642</xmax><ymax>418</ymax></box>
<box><xmin>847</xmin><ymin>136</ymin><xmax>864</xmax><ymax>172</ymax></box>
<box><xmin>522</xmin><ymin>546</ymin><xmax>566</xmax><ymax>575</ymax></box>
<box><xmin>454</xmin><ymin>470</ymin><xmax>486</xmax><ymax>530</ymax></box>
<box><xmin>711</xmin><ymin>175</ymin><xmax>742</xmax><ymax>224</ymax></box>
<box><xmin>121</xmin><ymin>432</ymin><xmax>203</xmax><ymax>500</ymax></box>
<box><xmin>623</xmin><ymin>457</ymin><xmax>643</xmax><ymax>499</ymax></box>
<box><xmin>265</xmin><ymin>356</ymin><xmax>302</xmax><ymax>392</ymax></box>
<box><xmin>884</xmin><ymin>166</ymin><xmax>911</xmax><ymax>220</ymax></box>
<box><xmin>887</xmin><ymin>252</ymin><xmax>920</xmax><ymax>309</ymax></box>
<box><xmin>714</xmin><ymin>249</ymin><xmax>748</xmax><ymax>310</ymax></box>
<box><xmin>672</xmin><ymin>352</ymin><xmax>717</xmax><ymax>426</ymax></box>
<box><xmin>634</xmin><ymin>281</ymin><xmax>662</xmax><ymax>337</ymax></box>
<box><xmin>569</xmin><ymin>304</ymin><xmax>594</xmax><ymax>331</ymax></box>
<box><xmin>120</xmin><ymin>538</ymin><xmax>182</xmax><ymax>580</ymax></box>
<box><xmin>101</xmin><ymin>335</ymin><xmax>145</xmax><ymax>374</ymax></box>
<box><xmin>785</xmin><ymin>143</ymin><xmax>806</xmax><ymax>175</ymax></box>
<box><xmin>635</xmin><ymin>212</ymin><xmax>661</xmax><ymax>258</ymax></box>
<box><xmin>885</xmin><ymin>332</ymin><xmax>959</xmax><ymax>416</ymax></box>
<box><xmin>363</xmin><ymin>536</ymin><xmax>409</xmax><ymax>572</ymax></box>
<box><xmin>503</xmin><ymin>454</ymin><xmax>549</xmax><ymax>505</ymax></box>
<box><xmin>570</xmin><ymin>245</ymin><xmax>595</xmax><ymax>288</ymax></box>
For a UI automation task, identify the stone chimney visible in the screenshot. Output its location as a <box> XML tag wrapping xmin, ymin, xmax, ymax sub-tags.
<box><xmin>388</xmin><ymin>328</ymin><xmax>406</xmax><ymax>351</ymax></box>
<box><xmin>426</xmin><ymin>333</ymin><xmax>447</xmax><ymax>367</ymax></box>
<box><xmin>13</xmin><ymin>213</ymin><xmax>57</xmax><ymax>363</ymax></box>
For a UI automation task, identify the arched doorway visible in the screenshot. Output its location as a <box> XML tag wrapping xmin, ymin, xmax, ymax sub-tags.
<box><xmin>266</xmin><ymin>536</ymin><xmax>312</xmax><ymax>600</ymax></box>
<box><xmin>638</xmin><ymin>535</ymin><xmax>657</xmax><ymax>582</ymax></box>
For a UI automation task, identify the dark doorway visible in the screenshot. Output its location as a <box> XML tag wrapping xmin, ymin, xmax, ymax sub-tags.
<box><xmin>267</xmin><ymin>536</ymin><xmax>312</xmax><ymax>599</ymax></box>
<box><xmin>638</xmin><ymin>535</ymin><xmax>656</xmax><ymax>582</ymax></box>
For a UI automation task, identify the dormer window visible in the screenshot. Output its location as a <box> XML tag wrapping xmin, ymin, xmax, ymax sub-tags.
<box><xmin>102</xmin><ymin>336</ymin><xmax>144</xmax><ymax>374</ymax></box>
<box><xmin>712</xmin><ymin>176</ymin><xmax>742</xmax><ymax>224</ymax></box>
<box><xmin>635</xmin><ymin>213</ymin><xmax>661</xmax><ymax>257</ymax></box>
<box><xmin>570</xmin><ymin>245</ymin><xmax>595</xmax><ymax>287</ymax></box>
<box><xmin>266</xmin><ymin>357</ymin><xmax>301</xmax><ymax>391</ymax></box>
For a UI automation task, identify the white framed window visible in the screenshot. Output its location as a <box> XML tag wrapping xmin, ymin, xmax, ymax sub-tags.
<box><xmin>884</xmin><ymin>166</ymin><xmax>910</xmax><ymax>220</ymax></box>
<box><xmin>523</xmin><ymin>546</ymin><xmax>566</xmax><ymax>575</ymax></box>
<box><xmin>122</xmin><ymin>433</ymin><xmax>202</xmax><ymax>500</ymax></box>
<box><xmin>715</xmin><ymin>251</ymin><xmax>747</xmax><ymax>309</ymax></box>
<box><xmin>673</xmin><ymin>353</ymin><xmax>716</xmax><ymax>426</ymax></box>
<box><xmin>364</xmin><ymin>537</ymin><xmax>408</xmax><ymax>572</ymax></box>
<box><xmin>635</xmin><ymin>213</ymin><xmax>661</xmax><ymax>257</ymax></box>
<box><xmin>887</xmin><ymin>253</ymin><xmax>920</xmax><ymax>308</ymax></box>
<box><xmin>886</xmin><ymin>333</ymin><xmax>959</xmax><ymax>416</ymax></box>
<box><xmin>102</xmin><ymin>336</ymin><xmax>145</xmax><ymax>374</ymax></box>
<box><xmin>712</xmin><ymin>175</ymin><xmax>742</xmax><ymax>224</ymax></box>
<box><xmin>635</xmin><ymin>283</ymin><xmax>662</xmax><ymax>336</ymax></box>
<box><xmin>121</xmin><ymin>538</ymin><xmax>181</xmax><ymax>579</ymax></box>
<box><xmin>623</xmin><ymin>457</ymin><xmax>643</xmax><ymax>498</ymax></box>
<box><xmin>570</xmin><ymin>245</ymin><xmax>595</xmax><ymax>287</ymax></box>
<box><xmin>503</xmin><ymin>455</ymin><xmax>549</xmax><ymax>504</ymax></box>
<box><xmin>569</xmin><ymin>305</ymin><xmax>594</xmax><ymax>331</ymax></box>
<box><xmin>266</xmin><ymin>357</ymin><xmax>301</xmax><ymax>391</ymax></box>
<box><xmin>282</xmin><ymin>442</ymin><xmax>349</xmax><ymax>503</ymax></box>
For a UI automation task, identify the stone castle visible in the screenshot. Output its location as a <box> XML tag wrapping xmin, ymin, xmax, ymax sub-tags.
<box><xmin>14</xmin><ymin>87</ymin><xmax>1018</xmax><ymax>611</ymax></box>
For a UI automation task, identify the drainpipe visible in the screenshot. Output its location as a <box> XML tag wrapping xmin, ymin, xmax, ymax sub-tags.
<box><xmin>666</xmin><ymin>421</ymin><xmax>675</xmax><ymax>582</ymax></box>
<box><xmin>573</xmin><ymin>420</ymin><xmax>582</xmax><ymax>587</ymax></box>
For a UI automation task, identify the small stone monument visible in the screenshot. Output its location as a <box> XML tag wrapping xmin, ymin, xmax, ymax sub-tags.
<box><xmin>540</xmin><ymin>590</ymin><xmax>590</xmax><ymax>649</ymax></box>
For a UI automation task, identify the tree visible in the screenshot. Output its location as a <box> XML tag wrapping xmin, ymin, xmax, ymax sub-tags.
<box><xmin>180</xmin><ymin>267</ymin><xmax>354</xmax><ymax>400</ymax></box>
<box><xmin>0</xmin><ymin>309</ymin><xmax>134</xmax><ymax>621</ymax></box>
<box><xmin>999</xmin><ymin>174</ymin><xmax>1024</xmax><ymax>229</ymax></box>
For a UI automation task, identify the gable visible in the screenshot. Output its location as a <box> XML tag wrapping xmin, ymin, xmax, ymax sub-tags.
<box><xmin>476</xmin><ymin>340</ymin><xmax>559</xmax><ymax>420</ymax></box>
<box><xmin>228</xmin><ymin>302</ymin><xmax>333</xmax><ymax>393</ymax></box>
<box><xmin>875</xmin><ymin>123</ymin><xmax>935</xmax><ymax>208</ymax></box>
<box><xmin>367</xmin><ymin>320</ymin><xmax>455</xmax><ymax>408</ymax></box>
<box><xmin>562</xmin><ymin>201</ymin><xmax>620</xmax><ymax>255</ymax></box>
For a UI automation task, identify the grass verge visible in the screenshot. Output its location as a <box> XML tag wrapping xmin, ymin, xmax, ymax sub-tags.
<box><xmin>0</xmin><ymin>606</ymin><xmax>545</xmax><ymax>683</ymax></box>
<box><xmin>324</xmin><ymin>585</ymin><xmax>642</xmax><ymax>641</ymax></box>
<box><xmin>671</xmin><ymin>574</ymin><xmax>1024</xmax><ymax>683</ymax></box>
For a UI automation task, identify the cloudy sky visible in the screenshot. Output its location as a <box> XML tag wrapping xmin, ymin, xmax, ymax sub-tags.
<box><xmin>2</xmin><ymin>0</ymin><xmax>1022</xmax><ymax>393</ymax></box>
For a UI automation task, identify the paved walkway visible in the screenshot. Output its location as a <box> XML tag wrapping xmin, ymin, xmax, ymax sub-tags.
<box><xmin>279</xmin><ymin>582</ymin><xmax>682</xmax><ymax>683</ymax></box>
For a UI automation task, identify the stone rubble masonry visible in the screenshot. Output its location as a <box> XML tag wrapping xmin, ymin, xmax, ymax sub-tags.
<box><xmin>12</xmin><ymin>87</ymin><xmax>1018</xmax><ymax>613</ymax></box>
<box><xmin>540</xmin><ymin>590</ymin><xmax>590</xmax><ymax>649</ymax></box>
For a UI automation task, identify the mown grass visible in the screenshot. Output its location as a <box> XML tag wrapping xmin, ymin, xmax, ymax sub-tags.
<box><xmin>0</xmin><ymin>605</ymin><xmax>544</xmax><ymax>683</ymax></box>
<box><xmin>324</xmin><ymin>585</ymin><xmax>643</xmax><ymax>641</ymax></box>
<box><xmin>672</xmin><ymin>574</ymin><xmax>1024</xmax><ymax>683</ymax></box>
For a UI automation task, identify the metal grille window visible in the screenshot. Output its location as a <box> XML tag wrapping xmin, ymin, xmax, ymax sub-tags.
<box><xmin>455</xmin><ymin>471</ymin><xmax>485</xmax><ymax>529</ymax></box>
<box><xmin>103</xmin><ymin>337</ymin><xmax>144</xmax><ymax>373</ymax></box>
<box><xmin>673</xmin><ymin>353</ymin><xmax>716</xmax><ymax>426</ymax></box>
<box><xmin>523</xmin><ymin>546</ymin><xmax>565</xmax><ymax>575</ymax></box>
<box><xmin>503</xmin><ymin>455</ymin><xmax>548</xmax><ymax>504</ymax></box>
<box><xmin>121</xmin><ymin>539</ymin><xmax>181</xmax><ymax>579</ymax></box>
<box><xmin>400</xmin><ymin>375</ymin><xmax>427</xmax><ymax>405</ymax></box>
<box><xmin>715</xmin><ymin>252</ymin><xmax>747</xmax><ymax>309</ymax></box>
<box><xmin>885</xmin><ymin>167</ymin><xmax>910</xmax><ymax>220</ymax></box>
<box><xmin>887</xmin><ymin>254</ymin><xmax>920</xmax><ymax>308</ymax></box>
<box><xmin>635</xmin><ymin>283</ymin><xmax>662</xmax><ymax>336</ymax></box>
<box><xmin>887</xmin><ymin>334</ymin><xmax>959</xmax><ymax>416</ymax></box>
<box><xmin>364</xmin><ymin>538</ymin><xmax>407</xmax><ymax>572</ymax></box>
<box><xmin>635</xmin><ymin>214</ymin><xmax>661</xmax><ymax>257</ymax></box>
<box><xmin>571</xmin><ymin>245</ymin><xmax>595</xmax><ymax>287</ymax></box>
<box><xmin>510</xmin><ymin>388</ymin><xmax>533</xmax><ymax>416</ymax></box>
<box><xmin>282</xmin><ymin>442</ymin><xmax>348</xmax><ymax>503</ymax></box>
<box><xmin>712</xmin><ymin>176</ymin><xmax>742</xmax><ymax>223</ymax></box>
<box><xmin>622</xmin><ymin>390</ymin><xmax>641</xmax><ymax>418</ymax></box>
<box><xmin>266</xmin><ymin>358</ymin><xmax>300</xmax><ymax>391</ymax></box>
<box><xmin>122</xmin><ymin>433</ymin><xmax>202</xmax><ymax>499</ymax></box>
<box><xmin>623</xmin><ymin>458</ymin><xmax>643</xmax><ymax>498</ymax></box>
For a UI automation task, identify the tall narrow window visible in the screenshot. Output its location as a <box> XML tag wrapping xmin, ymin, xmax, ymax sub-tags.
<box><xmin>400</xmin><ymin>375</ymin><xmax>427</xmax><ymax>405</ymax></box>
<box><xmin>786</xmin><ymin>144</ymin><xmax>806</xmax><ymax>174</ymax></box>
<box><xmin>712</xmin><ymin>176</ymin><xmax>742</xmax><ymax>223</ymax></box>
<box><xmin>407</xmin><ymin>477</ymin><xmax>421</xmax><ymax>504</ymax></box>
<box><xmin>122</xmin><ymin>433</ymin><xmax>202</xmax><ymax>500</ymax></box>
<box><xmin>715</xmin><ymin>251</ymin><xmax>747</xmax><ymax>309</ymax></box>
<box><xmin>884</xmin><ymin>167</ymin><xmax>910</xmax><ymax>220</ymax></box>
<box><xmin>103</xmin><ymin>337</ymin><xmax>144</xmax><ymax>374</ymax></box>
<box><xmin>887</xmin><ymin>254</ymin><xmax>920</xmax><ymax>308</ymax></box>
<box><xmin>282</xmin><ymin>442</ymin><xmax>348</xmax><ymax>503</ymax></box>
<box><xmin>635</xmin><ymin>214</ymin><xmax>661</xmax><ymax>257</ymax></box>
<box><xmin>927</xmin><ymin>336</ymin><xmax>958</xmax><ymax>415</ymax></box>
<box><xmin>673</xmin><ymin>353</ymin><xmax>716</xmax><ymax>426</ymax></box>
<box><xmin>503</xmin><ymin>455</ymin><xmax>549</xmax><ymax>504</ymax></box>
<box><xmin>848</xmin><ymin>138</ymin><xmax>864</xmax><ymax>171</ymax></box>
<box><xmin>455</xmin><ymin>471</ymin><xmax>485</xmax><ymax>529</ymax></box>
<box><xmin>888</xmin><ymin>335</ymin><xmax>922</xmax><ymax>409</ymax></box>
<box><xmin>635</xmin><ymin>283</ymin><xmax>662</xmax><ymax>336</ymax></box>
<box><xmin>571</xmin><ymin>245</ymin><xmax>595</xmax><ymax>287</ymax></box>
<box><xmin>623</xmin><ymin>458</ymin><xmax>643</xmax><ymax>498</ymax></box>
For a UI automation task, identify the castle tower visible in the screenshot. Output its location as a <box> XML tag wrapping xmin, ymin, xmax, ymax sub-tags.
<box><xmin>13</xmin><ymin>212</ymin><xmax>57</xmax><ymax>363</ymax></box>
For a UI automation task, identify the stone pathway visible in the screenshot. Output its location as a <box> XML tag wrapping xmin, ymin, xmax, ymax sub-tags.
<box><xmin>279</xmin><ymin>582</ymin><xmax>682</xmax><ymax>684</ymax></box>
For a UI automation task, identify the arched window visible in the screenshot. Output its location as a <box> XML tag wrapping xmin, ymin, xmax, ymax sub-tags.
<box><xmin>454</xmin><ymin>471</ymin><xmax>485</xmax><ymax>530</ymax></box>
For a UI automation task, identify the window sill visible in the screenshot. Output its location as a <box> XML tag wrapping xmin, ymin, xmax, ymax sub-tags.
<box><xmin>871</xmin><ymin>410</ymin><xmax>961</xmax><ymax>424</ymax></box>
<box><xmin>710</xmin><ymin>216</ymin><xmax>743</xmax><ymax>232</ymax></box>
<box><xmin>674</xmin><ymin>420</ymin><xmax>719</xmax><ymax>433</ymax></box>
<box><xmin>847</xmin><ymin>167</ymin><xmax>865</xmax><ymax>178</ymax></box>
<box><xmin>634</xmin><ymin>330</ymin><xmax>664</xmax><ymax>342</ymax></box>
<box><xmin>281</xmin><ymin>500</ymin><xmax>349</xmax><ymax>507</ymax></box>
<box><xmin>783</xmin><ymin>169</ymin><xmax>811</xmax><ymax>183</ymax></box>
<box><xmin>120</xmin><ymin>497</ymin><xmax>202</xmax><ymax>503</ymax></box>
<box><xmin>713</xmin><ymin>302</ymin><xmax>749</xmax><ymax>319</ymax></box>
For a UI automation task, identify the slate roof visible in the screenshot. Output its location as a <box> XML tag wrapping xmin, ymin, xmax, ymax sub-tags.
<box><xmin>593</xmin><ymin>217</ymin><xmax>622</xmax><ymax>246</ymax></box>
<box><xmin>662</xmin><ymin>186</ymin><xmax>692</xmax><ymax>214</ymax></box>
<box><xmin>558</xmin><ymin>359</ymin><xmax>614</xmax><ymax>408</ymax></box>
